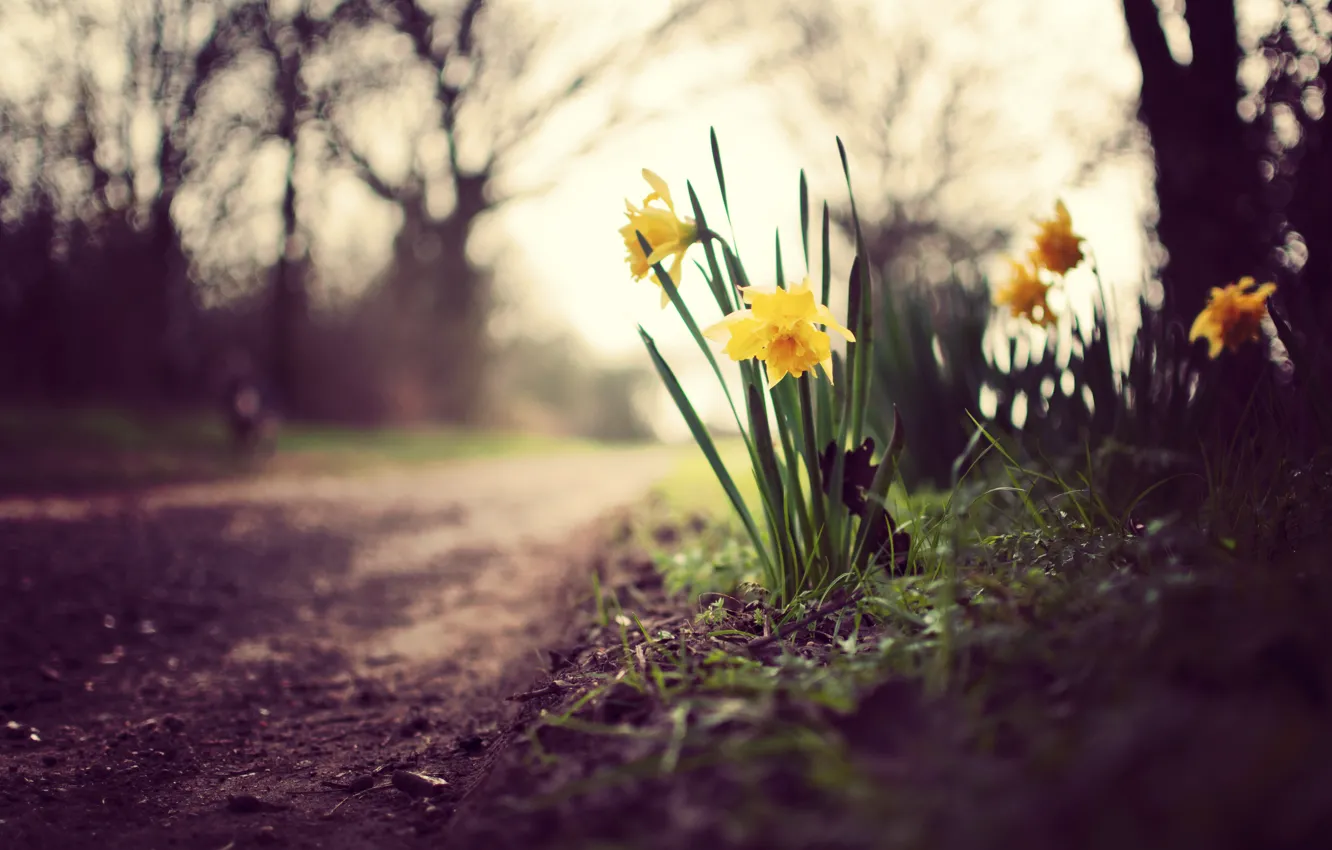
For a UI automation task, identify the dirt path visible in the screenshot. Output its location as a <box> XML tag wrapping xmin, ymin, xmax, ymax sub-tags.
<box><xmin>0</xmin><ymin>447</ymin><xmax>676</xmax><ymax>849</ymax></box>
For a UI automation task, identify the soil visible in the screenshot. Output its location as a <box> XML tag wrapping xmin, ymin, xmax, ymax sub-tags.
<box><xmin>0</xmin><ymin>447</ymin><xmax>675</xmax><ymax>850</ymax></box>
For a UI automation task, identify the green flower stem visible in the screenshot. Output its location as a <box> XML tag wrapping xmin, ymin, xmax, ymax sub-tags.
<box><xmin>688</xmin><ymin>185</ymin><xmax>736</xmax><ymax>316</ymax></box>
<box><xmin>770</xmin><ymin>379</ymin><xmax>812</xmax><ymax>576</ymax></box>
<box><xmin>799</xmin><ymin>374</ymin><xmax>833</xmax><ymax>582</ymax></box>
<box><xmin>744</xmin><ymin>380</ymin><xmax>793</xmax><ymax>592</ymax></box>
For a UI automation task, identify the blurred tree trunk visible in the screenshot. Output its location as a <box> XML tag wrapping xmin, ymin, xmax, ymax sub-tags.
<box><xmin>270</xmin><ymin>154</ymin><xmax>308</xmax><ymax>415</ymax></box>
<box><xmin>1121</xmin><ymin>0</ymin><xmax>1273</xmax><ymax>435</ymax></box>
<box><xmin>137</xmin><ymin>0</ymin><xmax>254</xmax><ymax>401</ymax></box>
<box><xmin>368</xmin><ymin>0</ymin><xmax>495</xmax><ymax>422</ymax></box>
<box><xmin>1121</xmin><ymin>0</ymin><xmax>1269</xmax><ymax>319</ymax></box>
<box><xmin>263</xmin><ymin>10</ymin><xmax>316</xmax><ymax>414</ymax></box>
<box><xmin>324</xmin><ymin>0</ymin><xmax>717</xmax><ymax>423</ymax></box>
<box><xmin>144</xmin><ymin>193</ymin><xmax>192</xmax><ymax>398</ymax></box>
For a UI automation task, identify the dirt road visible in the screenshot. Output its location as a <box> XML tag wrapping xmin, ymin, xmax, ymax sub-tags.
<box><xmin>0</xmin><ymin>447</ymin><xmax>676</xmax><ymax>849</ymax></box>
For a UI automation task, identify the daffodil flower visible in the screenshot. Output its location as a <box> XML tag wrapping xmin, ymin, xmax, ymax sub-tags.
<box><xmin>1189</xmin><ymin>276</ymin><xmax>1277</xmax><ymax>359</ymax></box>
<box><xmin>994</xmin><ymin>257</ymin><xmax>1057</xmax><ymax>328</ymax></box>
<box><xmin>619</xmin><ymin>169</ymin><xmax>699</xmax><ymax>307</ymax></box>
<box><xmin>1029</xmin><ymin>200</ymin><xmax>1085</xmax><ymax>276</ymax></box>
<box><xmin>703</xmin><ymin>278</ymin><xmax>854</xmax><ymax>388</ymax></box>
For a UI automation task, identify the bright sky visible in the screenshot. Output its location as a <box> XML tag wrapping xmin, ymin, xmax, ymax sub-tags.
<box><xmin>486</xmin><ymin>0</ymin><xmax>1159</xmax><ymax>361</ymax></box>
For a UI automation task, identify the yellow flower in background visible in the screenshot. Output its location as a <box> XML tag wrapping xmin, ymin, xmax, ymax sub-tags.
<box><xmin>704</xmin><ymin>278</ymin><xmax>854</xmax><ymax>388</ymax></box>
<box><xmin>1029</xmin><ymin>200</ymin><xmax>1085</xmax><ymax>276</ymax></box>
<box><xmin>994</xmin><ymin>258</ymin><xmax>1057</xmax><ymax>327</ymax></box>
<box><xmin>620</xmin><ymin>169</ymin><xmax>699</xmax><ymax>307</ymax></box>
<box><xmin>1188</xmin><ymin>277</ymin><xmax>1277</xmax><ymax>359</ymax></box>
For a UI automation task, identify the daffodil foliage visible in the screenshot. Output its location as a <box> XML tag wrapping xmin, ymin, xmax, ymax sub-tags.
<box><xmin>630</xmin><ymin>130</ymin><xmax>906</xmax><ymax>606</ymax></box>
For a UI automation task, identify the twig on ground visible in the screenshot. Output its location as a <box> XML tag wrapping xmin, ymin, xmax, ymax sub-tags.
<box><xmin>505</xmin><ymin>681</ymin><xmax>569</xmax><ymax>702</ymax></box>
<box><xmin>746</xmin><ymin>592</ymin><xmax>865</xmax><ymax>653</ymax></box>
<box><xmin>214</xmin><ymin>765</ymin><xmax>265</xmax><ymax>779</ymax></box>
<box><xmin>314</xmin><ymin>727</ymin><xmax>363</xmax><ymax>745</ymax></box>
<box><xmin>322</xmin><ymin>783</ymin><xmax>393</xmax><ymax>819</ymax></box>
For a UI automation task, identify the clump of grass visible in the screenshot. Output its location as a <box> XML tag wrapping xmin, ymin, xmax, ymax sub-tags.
<box><xmin>467</xmin><ymin>400</ymin><xmax>1332</xmax><ymax>850</ymax></box>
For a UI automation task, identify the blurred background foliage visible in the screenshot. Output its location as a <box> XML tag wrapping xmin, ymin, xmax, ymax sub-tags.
<box><xmin>0</xmin><ymin>0</ymin><xmax>1330</xmax><ymax>481</ymax></box>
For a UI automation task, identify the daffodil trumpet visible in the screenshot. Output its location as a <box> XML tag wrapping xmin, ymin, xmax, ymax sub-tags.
<box><xmin>703</xmin><ymin>279</ymin><xmax>854</xmax><ymax>389</ymax></box>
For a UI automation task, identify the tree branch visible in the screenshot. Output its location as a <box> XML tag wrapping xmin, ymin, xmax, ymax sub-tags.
<box><xmin>315</xmin><ymin>100</ymin><xmax>402</xmax><ymax>203</ymax></box>
<box><xmin>487</xmin><ymin>0</ymin><xmax>711</xmax><ymax>162</ymax></box>
<box><xmin>1121</xmin><ymin>0</ymin><xmax>1183</xmax><ymax>107</ymax></box>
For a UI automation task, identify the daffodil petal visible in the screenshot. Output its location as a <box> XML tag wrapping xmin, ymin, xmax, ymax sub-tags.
<box><xmin>641</xmin><ymin>169</ymin><xmax>673</xmax><ymax>211</ymax></box>
<box><xmin>814</xmin><ymin>305</ymin><xmax>855</xmax><ymax>341</ymax></box>
<box><xmin>738</xmin><ymin>285</ymin><xmax>776</xmax><ymax>305</ymax></box>
<box><xmin>818</xmin><ymin>358</ymin><xmax>834</xmax><ymax>383</ymax></box>
<box><xmin>646</xmin><ymin>242</ymin><xmax>679</xmax><ymax>266</ymax></box>
<box><xmin>702</xmin><ymin>310</ymin><xmax>753</xmax><ymax>341</ymax></box>
<box><xmin>726</xmin><ymin>328</ymin><xmax>770</xmax><ymax>361</ymax></box>
<box><xmin>1188</xmin><ymin>314</ymin><xmax>1206</xmax><ymax>342</ymax></box>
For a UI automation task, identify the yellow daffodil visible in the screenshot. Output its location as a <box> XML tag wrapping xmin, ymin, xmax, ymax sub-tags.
<box><xmin>703</xmin><ymin>278</ymin><xmax>854</xmax><ymax>388</ymax></box>
<box><xmin>1029</xmin><ymin>200</ymin><xmax>1085</xmax><ymax>276</ymax></box>
<box><xmin>619</xmin><ymin>169</ymin><xmax>699</xmax><ymax>307</ymax></box>
<box><xmin>1188</xmin><ymin>276</ymin><xmax>1277</xmax><ymax>359</ymax></box>
<box><xmin>994</xmin><ymin>257</ymin><xmax>1057</xmax><ymax>327</ymax></box>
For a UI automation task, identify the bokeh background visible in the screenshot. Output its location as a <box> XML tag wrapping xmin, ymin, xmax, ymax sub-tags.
<box><xmin>0</xmin><ymin>0</ymin><xmax>1322</xmax><ymax>448</ymax></box>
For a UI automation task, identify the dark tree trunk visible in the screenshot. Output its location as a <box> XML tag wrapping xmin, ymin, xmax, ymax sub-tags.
<box><xmin>271</xmin><ymin>152</ymin><xmax>307</xmax><ymax>415</ymax></box>
<box><xmin>264</xmin><ymin>12</ymin><xmax>317</xmax><ymax>416</ymax></box>
<box><xmin>383</xmin><ymin>186</ymin><xmax>490</xmax><ymax>423</ymax></box>
<box><xmin>1121</xmin><ymin>0</ymin><xmax>1276</xmax><ymax>439</ymax></box>
<box><xmin>1121</xmin><ymin>0</ymin><xmax>1270</xmax><ymax>321</ymax></box>
<box><xmin>145</xmin><ymin>193</ymin><xmax>194</xmax><ymax>400</ymax></box>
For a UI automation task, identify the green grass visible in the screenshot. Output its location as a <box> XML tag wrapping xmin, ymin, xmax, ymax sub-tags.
<box><xmin>0</xmin><ymin>406</ymin><xmax>608</xmax><ymax>495</ymax></box>
<box><xmin>651</xmin><ymin>437</ymin><xmax>759</xmax><ymax>518</ymax></box>
<box><xmin>271</xmin><ymin>423</ymin><xmax>602</xmax><ymax>468</ymax></box>
<box><xmin>0</xmin><ymin>406</ymin><xmax>228</xmax><ymax>451</ymax></box>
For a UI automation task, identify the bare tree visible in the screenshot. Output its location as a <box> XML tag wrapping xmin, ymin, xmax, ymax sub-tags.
<box><xmin>0</xmin><ymin>0</ymin><xmax>769</xmax><ymax>418</ymax></box>
<box><xmin>312</xmin><ymin>0</ymin><xmax>725</xmax><ymax>420</ymax></box>
<box><xmin>250</xmin><ymin>1</ymin><xmax>380</xmax><ymax>410</ymax></box>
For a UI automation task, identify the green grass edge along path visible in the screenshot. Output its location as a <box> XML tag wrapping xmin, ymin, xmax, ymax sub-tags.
<box><xmin>0</xmin><ymin>406</ymin><xmax>607</xmax><ymax>496</ymax></box>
